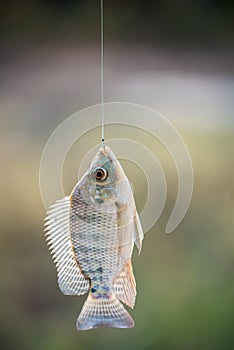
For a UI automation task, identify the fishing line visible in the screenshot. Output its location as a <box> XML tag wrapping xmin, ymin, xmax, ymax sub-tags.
<box><xmin>100</xmin><ymin>0</ymin><xmax>105</xmax><ymax>148</ymax></box>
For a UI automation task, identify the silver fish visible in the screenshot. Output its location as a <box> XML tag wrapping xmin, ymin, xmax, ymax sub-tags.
<box><xmin>45</xmin><ymin>146</ymin><xmax>144</xmax><ymax>330</ymax></box>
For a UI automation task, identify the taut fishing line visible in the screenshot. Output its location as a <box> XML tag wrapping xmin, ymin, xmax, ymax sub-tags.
<box><xmin>39</xmin><ymin>0</ymin><xmax>194</xmax><ymax>333</ymax></box>
<box><xmin>100</xmin><ymin>0</ymin><xmax>105</xmax><ymax>148</ymax></box>
<box><xmin>40</xmin><ymin>2</ymin><xmax>194</xmax><ymax>237</ymax></box>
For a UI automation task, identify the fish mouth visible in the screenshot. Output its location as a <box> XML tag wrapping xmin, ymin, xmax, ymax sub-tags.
<box><xmin>99</xmin><ymin>146</ymin><xmax>109</xmax><ymax>155</ymax></box>
<box><xmin>99</xmin><ymin>146</ymin><xmax>115</xmax><ymax>159</ymax></box>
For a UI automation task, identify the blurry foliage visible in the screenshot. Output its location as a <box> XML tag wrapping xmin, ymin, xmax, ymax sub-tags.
<box><xmin>0</xmin><ymin>131</ymin><xmax>233</xmax><ymax>349</ymax></box>
<box><xmin>1</xmin><ymin>0</ymin><xmax>234</xmax><ymax>49</ymax></box>
<box><xmin>0</xmin><ymin>1</ymin><xmax>234</xmax><ymax>349</ymax></box>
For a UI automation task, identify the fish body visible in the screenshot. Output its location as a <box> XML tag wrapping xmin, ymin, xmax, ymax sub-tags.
<box><xmin>45</xmin><ymin>146</ymin><xmax>143</xmax><ymax>330</ymax></box>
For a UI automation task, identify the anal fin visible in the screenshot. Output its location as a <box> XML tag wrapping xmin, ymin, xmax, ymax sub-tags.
<box><xmin>113</xmin><ymin>260</ymin><xmax>136</xmax><ymax>308</ymax></box>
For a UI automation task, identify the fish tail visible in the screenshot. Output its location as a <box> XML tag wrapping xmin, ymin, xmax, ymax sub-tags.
<box><xmin>76</xmin><ymin>292</ymin><xmax>134</xmax><ymax>330</ymax></box>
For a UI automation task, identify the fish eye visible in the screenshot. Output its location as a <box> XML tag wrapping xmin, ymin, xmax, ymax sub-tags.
<box><xmin>93</xmin><ymin>167</ymin><xmax>108</xmax><ymax>181</ymax></box>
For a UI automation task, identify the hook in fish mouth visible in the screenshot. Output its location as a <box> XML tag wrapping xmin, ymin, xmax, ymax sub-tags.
<box><xmin>99</xmin><ymin>146</ymin><xmax>115</xmax><ymax>158</ymax></box>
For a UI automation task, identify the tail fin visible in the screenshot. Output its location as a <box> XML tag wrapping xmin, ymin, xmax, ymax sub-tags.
<box><xmin>76</xmin><ymin>293</ymin><xmax>134</xmax><ymax>330</ymax></box>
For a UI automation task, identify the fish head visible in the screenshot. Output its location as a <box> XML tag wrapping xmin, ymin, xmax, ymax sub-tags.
<box><xmin>90</xmin><ymin>146</ymin><xmax>117</xmax><ymax>183</ymax></box>
<box><xmin>87</xmin><ymin>146</ymin><xmax>131</xmax><ymax>206</ymax></box>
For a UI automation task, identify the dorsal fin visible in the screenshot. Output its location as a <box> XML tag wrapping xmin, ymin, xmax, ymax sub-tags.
<box><xmin>44</xmin><ymin>197</ymin><xmax>89</xmax><ymax>295</ymax></box>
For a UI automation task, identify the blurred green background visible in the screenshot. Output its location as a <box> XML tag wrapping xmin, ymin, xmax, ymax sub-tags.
<box><xmin>0</xmin><ymin>1</ymin><xmax>234</xmax><ymax>350</ymax></box>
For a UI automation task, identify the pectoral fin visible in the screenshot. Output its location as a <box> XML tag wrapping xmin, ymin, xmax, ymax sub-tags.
<box><xmin>134</xmin><ymin>211</ymin><xmax>144</xmax><ymax>253</ymax></box>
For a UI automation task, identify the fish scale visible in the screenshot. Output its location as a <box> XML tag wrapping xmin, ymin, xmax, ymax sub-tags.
<box><xmin>71</xmin><ymin>191</ymin><xmax>120</xmax><ymax>298</ymax></box>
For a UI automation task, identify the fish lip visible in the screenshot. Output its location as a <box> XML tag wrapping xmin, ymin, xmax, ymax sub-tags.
<box><xmin>99</xmin><ymin>146</ymin><xmax>108</xmax><ymax>155</ymax></box>
<box><xmin>98</xmin><ymin>146</ymin><xmax>116</xmax><ymax>160</ymax></box>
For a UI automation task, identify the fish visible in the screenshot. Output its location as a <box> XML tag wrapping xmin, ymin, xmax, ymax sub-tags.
<box><xmin>44</xmin><ymin>146</ymin><xmax>144</xmax><ymax>330</ymax></box>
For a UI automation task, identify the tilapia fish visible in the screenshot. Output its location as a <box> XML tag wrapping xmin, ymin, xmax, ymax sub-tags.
<box><xmin>45</xmin><ymin>146</ymin><xmax>144</xmax><ymax>330</ymax></box>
